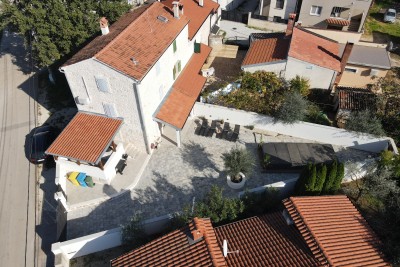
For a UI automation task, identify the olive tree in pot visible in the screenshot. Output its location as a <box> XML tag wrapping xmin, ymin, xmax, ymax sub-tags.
<box><xmin>222</xmin><ymin>146</ymin><xmax>255</xmax><ymax>190</ymax></box>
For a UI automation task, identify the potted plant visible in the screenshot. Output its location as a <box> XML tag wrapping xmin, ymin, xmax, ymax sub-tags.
<box><xmin>222</xmin><ymin>146</ymin><xmax>255</xmax><ymax>189</ymax></box>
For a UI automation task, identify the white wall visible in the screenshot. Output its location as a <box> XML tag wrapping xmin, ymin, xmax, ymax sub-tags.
<box><xmin>219</xmin><ymin>0</ymin><xmax>245</xmax><ymax>10</ymax></box>
<box><xmin>193</xmin><ymin>102</ymin><xmax>392</xmax><ymax>153</ymax></box>
<box><xmin>242</xmin><ymin>61</ymin><xmax>286</xmax><ymax>74</ymax></box>
<box><xmin>138</xmin><ymin>25</ymin><xmax>191</xmax><ymax>151</ymax></box>
<box><xmin>285</xmin><ymin>57</ymin><xmax>336</xmax><ymax>89</ymax></box>
<box><xmin>268</xmin><ymin>0</ymin><xmax>297</xmax><ymax>20</ymax></box>
<box><xmin>62</xmin><ymin>60</ymin><xmax>145</xmax><ymax>151</ymax></box>
<box><xmin>306</xmin><ymin>28</ymin><xmax>362</xmax><ymax>44</ymax></box>
<box><xmin>247</xmin><ymin>14</ymin><xmax>288</xmax><ymax>31</ymax></box>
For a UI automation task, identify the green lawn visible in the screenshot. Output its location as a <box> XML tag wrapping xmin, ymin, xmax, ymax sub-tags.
<box><xmin>364</xmin><ymin>0</ymin><xmax>400</xmax><ymax>42</ymax></box>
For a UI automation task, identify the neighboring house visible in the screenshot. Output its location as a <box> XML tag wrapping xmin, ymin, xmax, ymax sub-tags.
<box><xmin>60</xmin><ymin>0</ymin><xmax>220</xmax><ymax>154</ymax></box>
<box><xmin>111</xmin><ymin>196</ymin><xmax>390</xmax><ymax>266</ymax></box>
<box><xmin>257</xmin><ymin>0</ymin><xmax>298</xmax><ymax>22</ymax></box>
<box><xmin>297</xmin><ymin>0</ymin><xmax>372</xmax><ymax>32</ymax></box>
<box><xmin>242</xmin><ymin>17</ymin><xmax>342</xmax><ymax>89</ymax></box>
<box><xmin>219</xmin><ymin>0</ymin><xmax>245</xmax><ymax>11</ymax></box>
<box><xmin>337</xmin><ymin>44</ymin><xmax>391</xmax><ymax>88</ymax></box>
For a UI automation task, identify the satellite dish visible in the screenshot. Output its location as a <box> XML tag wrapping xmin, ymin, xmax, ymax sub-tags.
<box><xmin>223</xmin><ymin>240</ymin><xmax>228</xmax><ymax>257</ymax></box>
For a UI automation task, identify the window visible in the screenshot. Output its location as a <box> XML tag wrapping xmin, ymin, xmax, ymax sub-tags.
<box><xmin>331</xmin><ymin>7</ymin><xmax>343</xmax><ymax>17</ymax></box>
<box><xmin>344</xmin><ymin>67</ymin><xmax>357</xmax><ymax>73</ymax></box>
<box><xmin>306</xmin><ymin>65</ymin><xmax>313</xmax><ymax>70</ymax></box>
<box><xmin>95</xmin><ymin>76</ymin><xmax>110</xmax><ymax>93</ymax></box>
<box><xmin>310</xmin><ymin>5</ymin><xmax>322</xmax><ymax>16</ymax></box>
<box><xmin>172</xmin><ymin>60</ymin><xmax>182</xmax><ymax>80</ymax></box>
<box><xmin>173</xmin><ymin>40</ymin><xmax>177</xmax><ymax>53</ymax></box>
<box><xmin>275</xmin><ymin>0</ymin><xmax>284</xmax><ymax>9</ymax></box>
<box><xmin>103</xmin><ymin>103</ymin><xmax>118</xmax><ymax>118</ymax></box>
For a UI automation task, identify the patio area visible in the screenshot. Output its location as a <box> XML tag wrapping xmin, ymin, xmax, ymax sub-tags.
<box><xmin>66</xmin><ymin>117</ymin><xmax>375</xmax><ymax>239</ymax></box>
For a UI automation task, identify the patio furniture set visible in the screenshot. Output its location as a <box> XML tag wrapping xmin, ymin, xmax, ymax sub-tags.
<box><xmin>196</xmin><ymin>119</ymin><xmax>240</xmax><ymax>142</ymax></box>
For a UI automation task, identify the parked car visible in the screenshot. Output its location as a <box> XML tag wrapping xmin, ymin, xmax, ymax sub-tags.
<box><xmin>384</xmin><ymin>9</ymin><xmax>397</xmax><ymax>23</ymax></box>
<box><xmin>29</xmin><ymin>125</ymin><xmax>58</xmax><ymax>164</ymax></box>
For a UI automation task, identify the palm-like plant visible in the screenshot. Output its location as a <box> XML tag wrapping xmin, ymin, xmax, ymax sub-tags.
<box><xmin>222</xmin><ymin>146</ymin><xmax>255</xmax><ymax>182</ymax></box>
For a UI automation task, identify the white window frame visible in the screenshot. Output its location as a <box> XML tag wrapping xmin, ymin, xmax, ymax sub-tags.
<box><xmin>310</xmin><ymin>5</ymin><xmax>322</xmax><ymax>16</ymax></box>
<box><xmin>344</xmin><ymin>67</ymin><xmax>358</xmax><ymax>73</ymax></box>
<box><xmin>95</xmin><ymin>76</ymin><xmax>111</xmax><ymax>93</ymax></box>
<box><xmin>103</xmin><ymin>103</ymin><xmax>119</xmax><ymax>118</ymax></box>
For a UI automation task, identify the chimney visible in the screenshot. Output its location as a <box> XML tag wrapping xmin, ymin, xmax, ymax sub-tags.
<box><xmin>172</xmin><ymin>1</ymin><xmax>180</xmax><ymax>18</ymax></box>
<box><xmin>191</xmin><ymin>229</ymin><xmax>203</xmax><ymax>241</ymax></box>
<box><xmin>100</xmin><ymin>17</ymin><xmax>109</xmax><ymax>35</ymax></box>
<box><xmin>199</xmin><ymin>0</ymin><xmax>204</xmax><ymax>7</ymax></box>
<box><xmin>179</xmin><ymin>4</ymin><xmax>184</xmax><ymax>15</ymax></box>
<box><xmin>285</xmin><ymin>13</ymin><xmax>296</xmax><ymax>37</ymax></box>
<box><xmin>334</xmin><ymin>41</ymin><xmax>354</xmax><ymax>84</ymax></box>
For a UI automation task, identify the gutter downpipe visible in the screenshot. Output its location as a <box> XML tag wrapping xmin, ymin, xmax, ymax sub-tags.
<box><xmin>133</xmin><ymin>82</ymin><xmax>151</xmax><ymax>154</ymax></box>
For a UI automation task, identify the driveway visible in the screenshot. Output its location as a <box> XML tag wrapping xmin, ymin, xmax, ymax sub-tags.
<box><xmin>0</xmin><ymin>31</ymin><xmax>37</xmax><ymax>266</ymax></box>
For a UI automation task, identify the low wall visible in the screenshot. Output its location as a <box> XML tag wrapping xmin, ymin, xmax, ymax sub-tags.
<box><xmin>193</xmin><ymin>102</ymin><xmax>393</xmax><ymax>153</ymax></box>
<box><xmin>52</xmin><ymin>214</ymin><xmax>173</xmax><ymax>263</ymax></box>
<box><xmin>238</xmin><ymin>178</ymin><xmax>298</xmax><ymax>198</ymax></box>
<box><xmin>305</xmin><ymin>28</ymin><xmax>362</xmax><ymax>43</ymax></box>
<box><xmin>247</xmin><ymin>13</ymin><xmax>286</xmax><ymax>32</ymax></box>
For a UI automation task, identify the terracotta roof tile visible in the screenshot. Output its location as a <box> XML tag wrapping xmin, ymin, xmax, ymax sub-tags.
<box><xmin>163</xmin><ymin>0</ymin><xmax>219</xmax><ymax>40</ymax></box>
<box><xmin>337</xmin><ymin>87</ymin><xmax>376</xmax><ymax>110</ymax></box>
<box><xmin>111</xmin><ymin>218</ymin><xmax>226</xmax><ymax>267</ymax></box>
<box><xmin>155</xmin><ymin>44</ymin><xmax>211</xmax><ymax>129</ymax></box>
<box><xmin>289</xmin><ymin>28</ymin><xmax>341</xmax><ymax>72</ymax></box>
<box><xmin>214</xmin><ymin>213</ymin><xmax>320</xmax><ymax>267</ymax></box>
<box><xmin>283</xmin><ymin>196</ymin><xmax>390</xmax><ymax>267</ymax></box>
<box><xmin>326</xmin><ymin>18</ymin><xmax>351</xmax><ymax>26</ymax></box>
<box><xmin>63</xmin><ymin>5</ymin><xmax>150</xmax><ymax>67</ymax></box>
<box><xmin>45</xmin><ymin>112</ymin><xmax>123</xmax><ymax>164</ymax></box>
<box><xmin>242</xmin><ymin>34</ymin><xmax>289</xmax><ymax>66</ymax></box>
<box><xmin>95</xmin><ymin>2</ymin><xmax>189</xmax><ymax>81</ymax></box>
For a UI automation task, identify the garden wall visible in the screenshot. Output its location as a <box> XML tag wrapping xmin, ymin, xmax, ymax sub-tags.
<box><xmin>193</xmin><ymin>102</ymin><xmax>396</xmax><ymax>154</ymax></box>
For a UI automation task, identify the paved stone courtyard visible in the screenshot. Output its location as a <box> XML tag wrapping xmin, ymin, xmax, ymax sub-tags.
<box><xmin>66</xmin><ymin>119</ymin><xmax>299</xmax><ymax>239</ymax></box>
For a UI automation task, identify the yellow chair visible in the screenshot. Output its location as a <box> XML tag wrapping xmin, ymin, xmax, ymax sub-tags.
<box><xmin>67</xmin><ymin>172</ymin><xmax>80</xmax><ymax>186</ymax></box>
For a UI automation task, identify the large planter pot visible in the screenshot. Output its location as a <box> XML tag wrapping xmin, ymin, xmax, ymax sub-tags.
<box><xmin>227</xmin><ymin>172</ymin><xmax>246</xmax><ymax>190</ymax></box>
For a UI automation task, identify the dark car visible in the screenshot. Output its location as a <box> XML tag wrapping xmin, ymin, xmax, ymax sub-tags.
<box><xmin>29</xmin><ymin>125</ymin><xmax>58</xmax><ymax>164</ymax></box>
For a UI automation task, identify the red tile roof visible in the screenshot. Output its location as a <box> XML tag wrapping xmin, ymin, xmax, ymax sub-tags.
<box><xmin>163</xmin><ymin>0</ymin><xmax>220</xmax><ymax>40</ymax></box>
<box><xmin>63</xmin><ymin>5</ymin><xmax>151</xmax><ymax>67</ymax></box>
<box><xmin>95</xmin><ymin>2</ymin><xmax>189</xmax><ymax>81</ymax></box>
<box><xmin>283</xmin><ymin>196</ymin><xmax>390</xmax><ymax>267</ymax></box>
<box><xmin>214</xmin><ymin>213</ymin><xmax>320</xmax><ymax>267</ymax></box>
<box><xmin>289</xmin><ymin>28</ymin><xmax>341</xmax><ymax>72</ymax></box>
<box><xmin>155</xmin><ymin>43</ymin><xmax>211</xmax><ymax>129</ymax></box>
<box><xmin>111</xmin><ymin>218</ymin><xmax>226</xmax><ymax>267</ymax></box>
<box><xmin>46</xmin><ymin>112</ymin><xmax>123</xmax><ymax>164</ymax></box>
<box><xmin>326</xmin><ymin>18</ymin><xmax>351</xmax><ymax>26</ymax></box>
<box><xmin>242</xmin><ymin>34</ymin><xmax>289</xmax><ymax>66</ymax></box>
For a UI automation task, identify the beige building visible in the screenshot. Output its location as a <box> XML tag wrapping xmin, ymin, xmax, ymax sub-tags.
<box><xmin>337</xmin><ymin>44</ymin><xmax>391</xmax><ymax>88</ymax></box>
<box><xmin>297</xmin><ymin>0</ymin><xmax>372</xmax><ymax>32</ymax></box>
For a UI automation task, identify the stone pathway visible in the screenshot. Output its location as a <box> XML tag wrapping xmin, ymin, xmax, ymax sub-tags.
<box><xmin>66</xmin><ymin>119</ymin><xmax>298</xmax><ymax>239</ymax></box>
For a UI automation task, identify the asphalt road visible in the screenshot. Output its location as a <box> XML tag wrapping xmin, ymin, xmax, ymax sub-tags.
<box><xmin>0</xmin><ymin>31</ymin><xmax>37</xmax><ymax>266</ymax></box>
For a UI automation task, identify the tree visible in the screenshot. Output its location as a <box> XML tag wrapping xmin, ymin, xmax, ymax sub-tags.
<box><xmin>294</xmin><ymin>163</ymin><xmax>312</xmax><ymax>195</ymax></box>
<box><xmin>305</xmin><ymin>164</ymin><xmax>317</xmax><ymax>194</ymax></box>
<box><xmin>222</xmin><ymin>146</ymin><xmax>255</xmax><ymax>182</ymax></box>
<box><xmin>314</xmin><ymin>164</ymin><xmax>327</xmax><ymax>194</ymax></box>
<box><xmin>322</xmin><ymin>161</ymin><xmax>338</xmax><ymax>194</ymax></box>
<box><xmin>289</xmin><ymin>75</ymin><xmax>310</xmax><ymax>96</ymax></box>
<box><xmin>1</xmin><ymin>0</ymin><xmax>131</xmax><ymax>67</ymax></box>
<box><xmin>345</xmin><ymin>109</ymin><xmax>385</xmax><ymax>137</ymax></box>
<box><xmin>275</xmin><ymin>91</ymin><xmax>309</xmax><ymax>124</ymax></box>
<box><xmin>121</xmin><ymin>214</ymin><xmax>149</xmax><ymax>247</ymax></box>
<box><xmin>331</xmin><ymin>162</ymin><xmax>345</xmax><ymax>192</ymax></box>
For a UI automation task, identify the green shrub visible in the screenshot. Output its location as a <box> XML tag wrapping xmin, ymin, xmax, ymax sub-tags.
<box><xmin>241</xmin><ymin>188</ymin><xmax>281</xmax><ymax>216</ymax></box>
<box><xmin>345</xmin><ymin>109</ymin><xmax>385</xmax><ymax>137</ymax></box>
<box><xmin>295</xmin><ymin>163</ymin><xmax>312</xmax><ymax>195</ymax></box>
<box><xmin>121</xmin><ymin>214</ymin><xmax>149</xmax><ymax>246</ymax></box>
<box><xmin>305</xmin><ymin>164</ymin><xmax>317</xmax><ymax>194</ymax></box>
<box><xmin>314</xmin><ymin>164</ymin><xmax>327</xmax><ymax>194</ymax></box>
<box><xmin>289</xmin><ymin>75</ymin><xmax>310</xmax><ymax>96</ymax></box>
<box><xmin>331</xmin><ymin>162</ymin><xmax>345</xmax><ymax>192</ymax></box>
<box><xmin>275</xmin><ymin>92</ymin><xmax>309</xmax><ymax>124</ymax></box>
<box><xmin>222</xmin><ymin>146</ymin><xmax>255</xmax><ymax>181</ymax></box>
<box><xmin>322</xmin><ymin>161</ymin><xmax>338</xmax><ymax>194</ymax></box>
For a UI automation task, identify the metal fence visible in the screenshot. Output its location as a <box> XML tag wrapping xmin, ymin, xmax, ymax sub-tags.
<box><xmin>221</xmin><ymin>10</ymin><xmax>248</xmax><ymax>23</ymax></box>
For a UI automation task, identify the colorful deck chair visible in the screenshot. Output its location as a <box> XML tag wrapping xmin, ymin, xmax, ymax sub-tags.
<box><xmin>67</xmin><ymin>172</ymin><xmax>80</xmax><ymax>186</ymax></box>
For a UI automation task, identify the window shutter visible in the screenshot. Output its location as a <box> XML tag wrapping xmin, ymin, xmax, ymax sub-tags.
<box><xmin>173</xmin><ymin>66</ymin><xmax>176</xmax><ymax>80</ymax></box>
<box><xmin>103</xmin><ymin>103</ymin><xmax>118</xmax><ymax>118</ymax></box>
<box><xmin>95</xmin><ymin>76</ymin><xmax>110</xmax><ymax>92</ymax></box>
<box><xmin>173</xmin><ymin>40</ymin><xmax>177</xmax><ymax>53</ymax></box>
<box><xmin>177</xmin><ymin>60</ymin><xmax>181</xmax><ymax>72</ymax></box>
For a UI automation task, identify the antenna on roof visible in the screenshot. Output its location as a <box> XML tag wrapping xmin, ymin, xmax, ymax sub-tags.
<box><xmin>131</xmin><ymin>57</ymin><xmax>138</xmax><ymax>65</ymax></box>
<box><xmin>223</xmin><ymin>240</ymin><xmax>239</xmax><ymax>257</ymax></box>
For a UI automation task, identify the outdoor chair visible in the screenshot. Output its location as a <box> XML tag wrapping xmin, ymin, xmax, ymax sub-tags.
<box><xmin>230</xmin><ymin>124</ymin><xmax>240</xmax><ymax>142</ymax></box>
<box><xmin>198</xmin><ymin>119</ymin><xmax>208</xmax><ymax>136</ymax></box>
<box><xmin>222</xmin><ymin>122</ymin><xmax>230</xmax><ymax>140</ymax></box>
<box><xmin>207</xmin><ymin>120</ymin><xmax>217</xmax><ymax>137</ymax></box>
